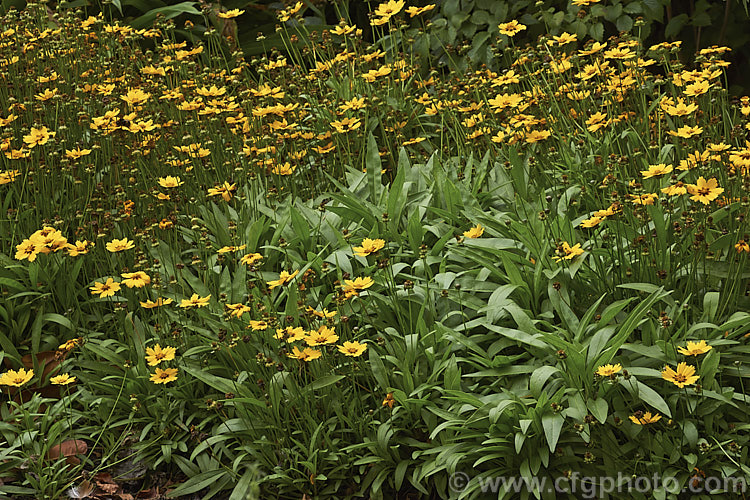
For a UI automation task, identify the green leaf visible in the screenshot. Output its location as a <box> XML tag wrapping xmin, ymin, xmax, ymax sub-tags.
<box><xmin>588</xmin><ymin>398</ymin><xmax>607</xmax><ymax>424</ymax></box>
<box><xmin>308</xmin><ymin>375</ymin><xmax>344</xmax><ymax>391</ymax></box>
<box><xmin>664</xmin><ymin>13</ymin><xmax>688</xmax><ymax>39</ymax></box>
<box><xmin>542</xmin><ymin>413</ymin><xmax>564</xmax><ymax>453</ymax></box>
<box><xmin>130</xmin><ymin>2</ymin><xmax>200</xmax><ymax>30</ymax></box>
<box><xmin>530</xmin><ymin>366</ymin><xmax>560</xmax><ymax>398</ymax></box>
<box><xmin>168</xmin><ymin>470</ymin><xmax>228</xmax><ymax>497</ymax></box>
<box><xmin>366</xmin><ymin>132</ymin><xmax>381</xmax><ymax>202</ymax></box>
<box><xmin>620</xmin><ymin>378</ymin><xmax>672</xmax><ymax>417</ymax></box>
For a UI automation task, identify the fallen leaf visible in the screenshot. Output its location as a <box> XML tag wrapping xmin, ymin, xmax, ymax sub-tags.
<box><xmin>47</xmin><ymin>439</ymin><xmax>87</xmax><ymax>465</ymax></box>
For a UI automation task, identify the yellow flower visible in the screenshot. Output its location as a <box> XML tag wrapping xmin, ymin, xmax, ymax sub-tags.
<box><xmin>580</xmin><ymin>216</ymin><xmax>604</xmax><ymax>228</ymax></box>
<box><xmin>267</xmin><ymin>270</ymin><xmax>299</xmax><ymax>290</ymax></box>
<box><xmin>331</xmin><ymin>117</ymin><xmax>362</xmax><ymax>134</ymax></box>
<box><xmin>90</xmin><ymin>278</ymin><xmax>121</xmax><ymax>298</ymax></box>
<box><xmin>684</xmin><ymin>80</ymin><xmax>710</xmax><ymax>96</ymax></box>
<box><xmin>50</xmin><ymin>373</ymin><xmax>76</xmax><ymax>385</ymax></box>
<box><xmin>677</xmin><ymin>340</ymin><xmax>712</xmax><ymax>356</ymax></box>
<box><xmin>65</xmin><ymin>240</ymin><xmax>94</xmax><ymax>257</ymax></box>
<box><xmin>629</xmin><ymin>411</ymin><xmax>662</xmax><ymax>425</ymax></box>
<box><xmin>305</xmin><ymin>325</ymin><xmax>339</xmax><ymax>346</ymax></box>
<box><xmin>662</xmin><ymin>362</ymin><xmax>699</xmax><ymax>388</ymax></box>
<box><xmin>240</xmin><ymin>253</ymin><xmax>263</xmax><ymax>265</ymax></box>
<box><xmin>0</xmin><ymin>169</ymin><xmax>20</xmax><ymax>185</ymax></box>
<box><xmin>145</xmin><ymin>344</ymin><xmax>177</xmax><ymax>366</ymax></box>
<box><xmin>15</xmin><ymin>239</ymin><xmax>39</xmax><ymax>262</ymax></box>
<box><xmin>498</xmin><ymin>20</ymin><xmax>526</xmax><ymax>37</ymax></box>
<box><xmin>686</xmin><ymin>176</ymin><xmax>723</xmax><ymax>205</ymax></box>
<box><xmin>150</xmin><ymin>367</ymin><xmax>178</xmax><ymax>384</ymax></box>
<box><xmin>287</xmin><ymin>346</ymin><xmax>322</xmax><ymax>361</ymax></box>
<box><xmin>106</xmin><ymin>238</ymin><xmax>135</xmax><ymax>252</ymax></box>
<box><xmin>0</xmin><ymin>368</ymin><xmax>34</xmax><ymax>387</ymax></box>
<box><xmin>736</xmin><ymin>240</ymin><xmax>750</xmax><ymax>253</ymax></box>
<box><xmin>140</xmin><ymin>297</ymin><xmax>173</xmax><ymax>308</ymax></box>
<box><xmin>371</xmin><ymin>0</ymin><xmax>405</xmax><ymax>25</ymax></box>
<box><xmin>343</xmin><ymin>277</ymin><xmax>374</xmax><ymax>290</ymax></box>
<box><xmin>382</xmin><ymin>392</ymin><xmax>396</xmax><ymax>408</ymax></box>
<box><xmin>158</xmin><ymin>176</ymin><xmax>183</xmax><ymax>188</ymax></box>
<box><xmin>405</xmin><ymin>4</ymin><xmax>435</xmax><ymax>17</ymax></box>
<box><xmin>641</xmin><ymin>164</ymin><xmax>673</xmax><ymax>178</ymax></box>
<box><xmin>463</xmin><ymin>224</ymin><xmax>484</xmax><ymax>239</ymax></box>
<box><xmin>525</xmin><ymin>130</ymin><xmax>551</xmax><ymax>143</ymax></box>
<box><xmin>353</xmin><ymin>238</ymin><xmax>385</xmax><ymax>257</ymax></box>
<box><xmin>306</xmin><ymin>307</ymin><xmax>337</xmax><ymax>319</ymax></box>
<box><xmin>180</xmin><ymin>294</ymin><xmax>211</xmax><ymax>308</ymax></box>
<box><xmin>552</xmin><ymin>32</ymin><xmax>577</xmax><ymax>45</ymax></box>
<box><xmin>65</xmin><ymin>147</ymin><xmax>92</xmax><ymax>160</ymax></box>
<box><xmin>217</xmin><ymin>9</ymin><xmax>244</xmax><ymax>18</ymax></box>
<box><xmin>226</xmin><ymin>303</ymin><xmax>252</xmax><ymax>319</ymax></box>
<box><xmin>553</xmin><ymin>242</ymin><xmax>584</xmax><ymax>262</ymax></box>
<box><xmin>661</xmin><ymin>182</ymin><xmax>687</xmax><ymax>196</ymax></box>
<box><xmin>248</xmin><ymin>320</ymin><xmax>269</xmax><ymax>331</ymax></box>
<box><xmin>596</xmin><ymin>363</ymin><xmax>622</xmax><ymax>377</ymax></box>
<box><xmin>275</xmin><ymin>326</ymin><xmax>307</xmax><ymax>343</ymax></box>
<box><xmin>121</xmin><ymin>271</ymin><xmax>151</xmax><ymax>288</ymax></box>
<box><xmin>631</xmin><ymin>193</ymin><xmax>658</xmax><ymax>205</ymax></box>
<box><xmin>23</xmin><ymin>126</ymin><xmax>55</xmax><ymax>148</ymax></box>
<box><xmin>338</xmin><ymin>341</ymin><xmax>368</xmax><ymax>357</ymax></box>
<box><xmin>667</xmin><ymin>125</ymin><xmax>703</xmax><ymax>138</ymax></box>
<box><xmin>121</xmin><ymin>88</ymin><xmax>150</xmax><ymax>106</ymax></box>
<box><xmin>207</xmin><ymin>182</ymin><xmax>237</xmax><ymax>201</ymax></box>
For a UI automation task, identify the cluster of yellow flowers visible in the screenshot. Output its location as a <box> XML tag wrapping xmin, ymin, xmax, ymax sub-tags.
<box><xmin>596</xmin><ymin>341</ymin><xmax>713</xmax><ymax>425</ymax></box>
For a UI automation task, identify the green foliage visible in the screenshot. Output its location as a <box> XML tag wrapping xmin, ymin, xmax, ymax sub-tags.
<box><xmin>1</xmin><ymin>0</ymin><xmax>750</xmax><ymax>499</ymax></box>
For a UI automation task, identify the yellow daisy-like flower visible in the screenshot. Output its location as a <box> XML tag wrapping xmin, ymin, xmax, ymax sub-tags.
<box><xmin>580</xmin><ymin>216</ymin><xmax>604</xmax><ymax>228</ymax></box>
<box><xmin>337</xmin><ymin>341</ymin><xmax>367</xmax><ymax>357</ymax></box>
<box><xmin>686</xmin><ymin>176</ymin><xmax>724</xmax><ymax>205</ymax></box>
<box><xmin>217</xmin><ymin>9</ymin><xmax>244</xmax><ymax>18</ymax></box>
<box><xmin>180</xmin><ymin>293</ymin><xmax>211</xmax><ymax>308</ymax></box>
<box><xmin>150</xmin><ymin>367</ymin><xmax>178</xmax><ymax>384</ymax></box>
<box><xmin>641</xmin><ymin>164</ymin><xmax>673</xmax><ymax>178</ymax></box>
<box><xmin>50</xmin><ymin>373</ymin><xmax>76</xmax><ymax>385</ymax></box>
<box><xmin>106</xmin><ymin>238</ymin><xmax>135</xmax><ymax>253</ymax></box>
<box><xmin>371</xmin><ymin>0</ymin><xmax>405</xmax><ymax>25</ymax></box>
<box><xmin>207</xmin><ymin>182</ymin><xmax>237</xmax><ymax>201</ymax></box>
<box><xmin>0</xmin><ymin>368</ymin><xmax>34</xmax><ymax>387</ymax></box>
<box><xmin>158</xmin><ymin>176</ymin><xmax>183</xmax><ymax>188</ymax></box>
<box><xmin>121</xmin><ymin>271</ymin><xmax>151</xmax><ymax>288</ymax></box>
<box><xmin>343</xmin><ymin>277</ymin><xmax>374</xmax><ymax>291</ymax></box>
<box><xmin>248</xmin><ymin>320</ymin><xmax>269</xmax><ymax>331</ymax></box>
<box><xmin>145</xmin><ymin>344</ymin><xmax>177</xmax><ymax>366</ymax></box>
<box><xmin>553</xmin><ymin>242</ymin><xmax>584</xmax><ymax>262</ymax></box>
<box><xmin>140</xmin><ymin>297</ymin><xmax>173</xmax><ymax>308</ymax></box>
<box><xmin>331</xmin><ymin>117</ymin><xmax>362</xmax><ymax>134</ymax></box>
<box><xmin>667</xmin><ymin>125</ymin><xmax>703</xmax><ymax>139</ymax></box>
<box><xmin>23</xmin><ymin>126</ymin><xmax>55</xmax><ymax>148</ymax></box>
<box><xmin>287</xmin><ymin>346</ymin><xmax>322</xmax><ymax>361</ymax></box>
<box><xmin>15</xmin><ymin>239</ymin><xmax>39</xmax><ymax>262</ymax></box>
<box><xmin>226</xmin><ymin>303</ymin><xmax>252</xmax><ymax>319</ymax></box>
<box><xmin>267</xmin><ymin>270</ymin><xmax>299</xmax><ymax>290</ymax></box>
<box><xmin>596</xmin><ymin>363</ymin><xmax>622</xmax><ymax>377</ymax></box>
<box><xmin>353</xmin><ymin>238</ymin><xmax>385</xmax><ymax>257</ymax></box>
<box><xmin>684</xmin><ymin>80</ymin><xmax>710</xmax><ymax>96</ymax></box>
<box><xmin>677</xmin><ymin>340</ymin><xmax>712</xmax><ymax>356</ymax></box>
<box><xmin>497</xmin><ymin>20</ymin><xmax>526</xmax><ymax>37</ymax></box>
<box><xmin>240</xmin><ymin>253</ymin><xmax>263</xmax><ymax>265</ymax></box>
<box><xmin>463</xmin><ymin>224</ymin><xmax>484</xmax><ymax>239</ymax></box>
<box><xmin>629</xmin><ymin>411</ymin><xmax>662</xmax><ymax>425</ymax></box>
<box><xmin>661</xmin><ymin>182</ymin><xmax>687</xmax><ymax>196</ymax></box>
<box><xmin>661</xmin><ymin>362</ymin><xmax>699</xmax><ymax>388</ymax></box>
<box><xmin>305</xmin><ymin>325</ymin><xmax>339</xmax><ymax>346</ymax></box>
<box><xmin>90</xmin><ymin>278</ymin><xmax>121</xmax><ymax>298</ymax></box>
